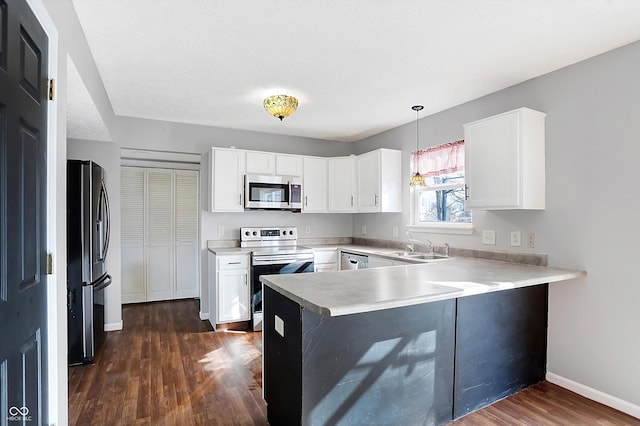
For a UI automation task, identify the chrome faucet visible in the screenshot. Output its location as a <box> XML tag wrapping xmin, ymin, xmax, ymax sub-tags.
<box><xmin>405</xmin><ymin>231</ymin><xmax>434</xmax><ymax>254</ymax></box>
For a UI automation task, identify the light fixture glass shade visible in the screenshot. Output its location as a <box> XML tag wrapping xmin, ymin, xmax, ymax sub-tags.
<box><xmin>410</xmin><ymin>172</ymin><xmax>425</xmax><ymax>187</ymax></box>
<box><xmin>263</xmin><ymin>95</ymin><xmax>298</xmax><ymax>121</ymax></box>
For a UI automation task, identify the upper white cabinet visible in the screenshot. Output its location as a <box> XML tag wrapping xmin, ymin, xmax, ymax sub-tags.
<box><xmin>328</xmin><ymin>156</ymin><xmax>357</xmax><ymax>212</ymax></box>
<box><xmin>205</xmin><ymin>146</ymin><xmax>402</xmax><ymax>214</ymax></box>
<box><xmin>245</xmin><ymin>151</ymin><xmax>303</xmax><ymax>176</ymax></box>
<box><xmin>246</xmin><ymin>151</ymin><xmax>275</xmax><ymax>174</ymax></box>
<box><xmin>208</xmin><ymin>148</ymin><xmax>246</xmax><ymax>212</ymax></box>
<box><xmin>464</xmin><ymin>107</ymin><xmax>546</xmax><ymax>210</ymax></box>
<box><xmin>302</xmin><ymin>156</ymin><xmax>328</xmax><ymax>212</ymax></box>
<box><xmin>276</xmin><ymin>154</ymin><xmax>303</xmax><ymax>176</ymax></box>
<box><xmin>357</xmin><ymin>148</ymin><xmax>402</xmax><ymax>213</ymax></box>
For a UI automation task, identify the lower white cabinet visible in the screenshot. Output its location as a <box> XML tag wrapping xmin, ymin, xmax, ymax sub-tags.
<box><xmin>313</xmin><ymin>249</ymin><xmax>338</xmax><ymax>272</ymax></box>
<box><xmin>209</xmin><ymin>252</ymin><xmax>251</xmax><ymax>328</ymax></box>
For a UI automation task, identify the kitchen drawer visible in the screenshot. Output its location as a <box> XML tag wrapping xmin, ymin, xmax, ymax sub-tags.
<box><xmin>314</xmin><ymin>250</ymin><xmax>338</xmax><ymax>264</ymax></box>
<box><xmin>315</xmin><ymin>263</ymin><xmax>338</xmax><ymax>273</ymax></box>
<box><xmin>217</xmin><ymin>254</ymin><xmax>249</xmax><ymax>270</ymax></box>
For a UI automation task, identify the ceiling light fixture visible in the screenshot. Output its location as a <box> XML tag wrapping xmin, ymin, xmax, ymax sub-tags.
<box><xmin>263</xmin><ymin>95</ymin><xmax>298</xmax><ymax>121</ymax></box>
<box><xmin>410</xmin><ymin>105</ymin><xmax>426</xmax><ymax>187</ymax></box>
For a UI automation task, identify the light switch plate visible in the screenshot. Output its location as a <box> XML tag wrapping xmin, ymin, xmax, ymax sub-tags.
<box><xmin>392</xmin><ymin>227</ymin><xmax>399</xmax><ymax>238</ymax></box>
<box><xmin>305</xmin><ymin>225</ymin><xmax>311</xmax><ymax>234</ymax></box>
<box><xmin>361</xmin><ymin>225</ymin><xmax>367</xmax><ymax>235</ymax></box>
<box><xmin>275</xmin><ymin>315</ymin><xmax>284</xmax><ymax>337</ymax></box>
<box><xmin>217</xmin><ymin>226</ymin><xmax>225</xmax><ymax>237</ymax></box>
<box><xmin>482</xmin><ymin>230</ymin><xmax>496</xmax><ymax>245</ymax></box>
<box><xmin>510</xmin><ymin>231</ymin><xmax>521</xmax><ymax>247</ymax></box>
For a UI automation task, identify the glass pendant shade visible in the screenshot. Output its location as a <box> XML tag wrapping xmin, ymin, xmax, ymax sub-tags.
<box><xmin>410</xmin><ymin>171</ymin><xmax>425</xmax><ymax>187</ymax></box>
<box><xmin>263</xmin><ymin>95</ymin><xmax>298</xmax><ymax>121</ymax></box>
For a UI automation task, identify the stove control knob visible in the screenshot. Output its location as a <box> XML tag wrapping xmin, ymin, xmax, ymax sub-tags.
<box><xmin>244</xmin><ymin>231</ymin><xmax>250</xmax><ymax>236</ymax></box>
<box><xmin>253</xmin><ymin>231</ymin><xmax>258</xmax><ymax>236</ymax></box>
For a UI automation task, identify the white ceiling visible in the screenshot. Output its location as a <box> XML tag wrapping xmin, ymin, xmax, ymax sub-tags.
<box><xmin>69</xmin><ymin>0</ymin><xmax>640</xmax><ymax>143</ymax></box>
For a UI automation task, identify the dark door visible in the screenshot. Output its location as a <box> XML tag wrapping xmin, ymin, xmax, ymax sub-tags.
<box><xmin>0</xmin><ymin>0</ymin><xmax>49</xmax><ymax>423</ymax></box>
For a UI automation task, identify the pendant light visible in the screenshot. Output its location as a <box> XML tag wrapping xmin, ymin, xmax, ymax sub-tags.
<box><xmin>410</xmin><ymin>105</ymin><xmax>426</xmax><ymax>187</ymax></box>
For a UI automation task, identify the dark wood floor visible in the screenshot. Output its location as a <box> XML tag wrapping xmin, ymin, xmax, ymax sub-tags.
<box><xmin>69</xmin><ymin>299</ymin><xmax>639</xmax><ymax>425</ymax></box>
<box><xmin>68</xmin><ymin>299</ymin><xmax>266</xmax><ymax>425</ymax></box>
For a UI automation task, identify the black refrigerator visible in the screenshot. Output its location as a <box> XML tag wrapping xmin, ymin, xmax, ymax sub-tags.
<box><xmin>67</xmin><ymin>160</ymin><xmax>112</xmax><ymax>365</ymax></box>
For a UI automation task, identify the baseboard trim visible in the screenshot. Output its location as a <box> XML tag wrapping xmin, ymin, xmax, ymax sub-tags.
<box><xmin>104</xmin><ymin>321</ymin><xmax>123</xmax><ymax>332</ymax></box>
<box><xmin>546</xmin><ymin>372</ymin><xmax>640</xmax><ymax>419</ymax></box>
<box><xmin>199</xmin><ymin>311</ymin><xmax>209</xmax><ymax>321</ymax></box>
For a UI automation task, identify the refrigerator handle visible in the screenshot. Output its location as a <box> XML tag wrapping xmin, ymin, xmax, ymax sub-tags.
<box><xmin>100</xmin><ymin>181</ymin><xmax>111</xmax><ymax>260</ymax></box>
<box><xmin>94</xmin><ymin>274</ymin><xmax>112</xmax><ymax>291</ymax></box>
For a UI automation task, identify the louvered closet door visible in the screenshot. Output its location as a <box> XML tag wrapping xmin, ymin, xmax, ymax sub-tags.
<box><xmin>146</xmin><ymin>169</ymin><xmax>175</xmax><ymax>301</ymax></box>
<box><xmin>121</xmin><ymin>168</ymin><xmax>146</xmax><ymax>303</ymax></box>
<box><xmin>174</xmin><ymin>171</ymin><xmax>199</xmax><ymax>298</ymax></box>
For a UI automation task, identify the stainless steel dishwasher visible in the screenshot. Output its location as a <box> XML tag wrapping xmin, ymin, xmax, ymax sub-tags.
<box><xmin>340</xmin><ymin>251</ymin><xmax>368</xmax><ymax>270</ymax></box>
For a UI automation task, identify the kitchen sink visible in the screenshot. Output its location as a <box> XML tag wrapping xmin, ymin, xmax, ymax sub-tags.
<box><xmin>385</xmin><ymin>251</ymin><xmax>449</xmax><ymax>260</ymax></box>
<box><xmin>405</xmin><ymin>254</ymin><xmax>449</xmax><ymax>260</ymax></box>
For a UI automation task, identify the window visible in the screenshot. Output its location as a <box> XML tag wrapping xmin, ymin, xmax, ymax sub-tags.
<box><xmin>410</xmin><ymin>140</ymin><xmax>472</xmax><ymax>232</ymax></box>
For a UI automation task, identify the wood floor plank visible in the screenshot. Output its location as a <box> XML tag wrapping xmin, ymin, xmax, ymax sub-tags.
<box><xmin>68</xmin><ymin>299</ymin><xmax>639</xmax><ymax>425</ymax></box>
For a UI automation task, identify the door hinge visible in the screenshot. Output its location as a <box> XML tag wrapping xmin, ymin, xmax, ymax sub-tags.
<box><xmin>48</xmin><ymin>78</ymin><xmax>55</xmax><ymax>101</ymax></box>
<box><xmin>46</xmin><ymin>253</ymin><xmax>54</xmax><ymax>275</ymax></box>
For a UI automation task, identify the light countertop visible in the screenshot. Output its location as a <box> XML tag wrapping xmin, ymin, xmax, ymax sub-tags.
<box><xmin>260</xmin><ymin>257</ymin><xmax>586</xmax><ymax>317</ymax></box>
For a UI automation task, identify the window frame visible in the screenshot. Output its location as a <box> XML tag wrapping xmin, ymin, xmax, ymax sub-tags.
<box><xmin>409</xmin><ymin>142</ymin><xmax>473</xmax><ymax>235</ymax></box>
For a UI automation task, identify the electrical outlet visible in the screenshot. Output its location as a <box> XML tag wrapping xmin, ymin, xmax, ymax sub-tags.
<box><xmin>361</xmin><ymin>225</ymin><xmax>367</xmax><ymax>235</ymax></box>
<box><xmin>305</xmin><ymin>225</ymin><xmax>311</xmax><ymax>234</ymax></box>
<box><xmin>510</xmin><ymin>231</ymin><xmax>521</xmax><ymax>247</ymax></box>
<box><xmin>217</xmin><ymin>226</ymin><xmax>225</xmax><ymax>237</ymax></box>
<box><xmin>392</xmin><ymin>227</ymin><xmax>399</xmax><ymax>238</ymax></box>
<box><xmin>482</xmin><ymin>230</ymin><xmax>496</xmax><ymax>245</ymax></box>
<box><xmin>528</xmin><ymin>233</ymin><xmax>536</xmax><ymax>248</ymax></box>
<box><xmin>275</xmin><ymin>315</ymin><xmax>284</xmax><ymax>337</ymax></box>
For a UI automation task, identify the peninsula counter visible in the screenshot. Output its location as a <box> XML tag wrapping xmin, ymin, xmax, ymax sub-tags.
<box><xmin>260</xmin><ymin>258</ymin><xmax>585</xmax><ymax>425</ymax></box>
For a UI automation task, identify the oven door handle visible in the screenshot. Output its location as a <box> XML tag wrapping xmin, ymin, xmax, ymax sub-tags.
<box><xmin>252</xmin><ymin>255</ymin><xmax>314</xmax><ymax>265</ymax></box>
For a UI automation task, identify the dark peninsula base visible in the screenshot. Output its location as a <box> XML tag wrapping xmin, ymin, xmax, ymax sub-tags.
<box><xmin>263</xmin><ymin>284</ymin><xmax>548</xmax><ymax>425</ymax></box>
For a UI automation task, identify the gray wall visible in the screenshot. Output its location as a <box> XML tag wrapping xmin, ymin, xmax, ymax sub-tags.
<box><xmin>354</xmin><ymin>40</ymin><xmax>640</xmax><ymax>408</ymax></box>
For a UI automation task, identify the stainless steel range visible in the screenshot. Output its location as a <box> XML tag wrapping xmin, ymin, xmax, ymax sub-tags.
<box><xmin>241</xmin><ymin>226</ymin><xmax>314</xmax><ymax>331</ymax></box>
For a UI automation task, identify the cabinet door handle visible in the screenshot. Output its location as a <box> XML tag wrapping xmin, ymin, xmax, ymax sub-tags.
<box><xmin>351</xmin><ymin>195</ymin><xmax>354</xmax><ymax>206</ymax></box>
<box><xmin>464</xmin><ymin>185</ymin><xmax>469</xmax><ymax>200</ymax></box>
<box><xmin>228</xmin><ymin>262</ymin><xmax>241</xmax><ymax>265</ymax></box>
<box><xmin>374</xmin><ymin>194</ymin><xmax>378</xmax><ymax>206</ymax></box>
<box><xmin>239</xmin><ymin>193</ymin><xmax>242</xmax><ymax>205</ymax></box>
<box><xmin>305</xmin><ymin>196</ymin><xmax>308</xmax><ymax>207</ymax></box>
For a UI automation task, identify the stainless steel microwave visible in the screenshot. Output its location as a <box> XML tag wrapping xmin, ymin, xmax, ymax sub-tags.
<box><xmin>244</xmin><ymin>174</ymin><xmax>302</xmax><ymax>211</ymax></box>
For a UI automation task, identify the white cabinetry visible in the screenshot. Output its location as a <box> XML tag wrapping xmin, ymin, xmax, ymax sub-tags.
<box><xmin>313</xmin><ymin>249</ymin><xmax>338</xmax><ymax>272</ymax></box>
<box><xmin>357</xmin><ymin>149</ymin><xmax>402</xmax><ymax>213</ymax></box>
<box><xmin>464</xmin><ymin>107</ymin><xmax>546</xmax><ymax>210</ymax></box>
<box><xmin>328</xmin><ymin>156</ymin><xmax>357</xmax><ymax>212</ymax></box>
<box><xmin>276</xmin><ymin>154</ymin><xmax>303</xmax><ymax>176</ymax></box>
<box><xmin>245</xmin><ymin>151</ymin><xmax>302</xmax><ymax>176</ymax></box>
<box><xmin>246</xmin><ymin>151</ymin><xmax>275</xmax><ymax>174</ymax></box>
<box><xmin>209</xmin><ymin>253</ymin><xmax>251</xmax><ymax>327</ymax></box>
<box><xmin>208</xmin><ymin>148</ymin><xmax>245</xmax><ymax>212</ymax></box>
<box><xmin>302</xmin><ymin>157</ymin><xmax>328</xmax><ymax>212</ymax></box>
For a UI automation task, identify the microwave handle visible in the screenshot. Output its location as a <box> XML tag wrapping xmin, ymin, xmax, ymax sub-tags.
<box><xmin>288</xmin><ymin>181</ymin><xmax>292</xmax><ymax>206</ymax></box>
